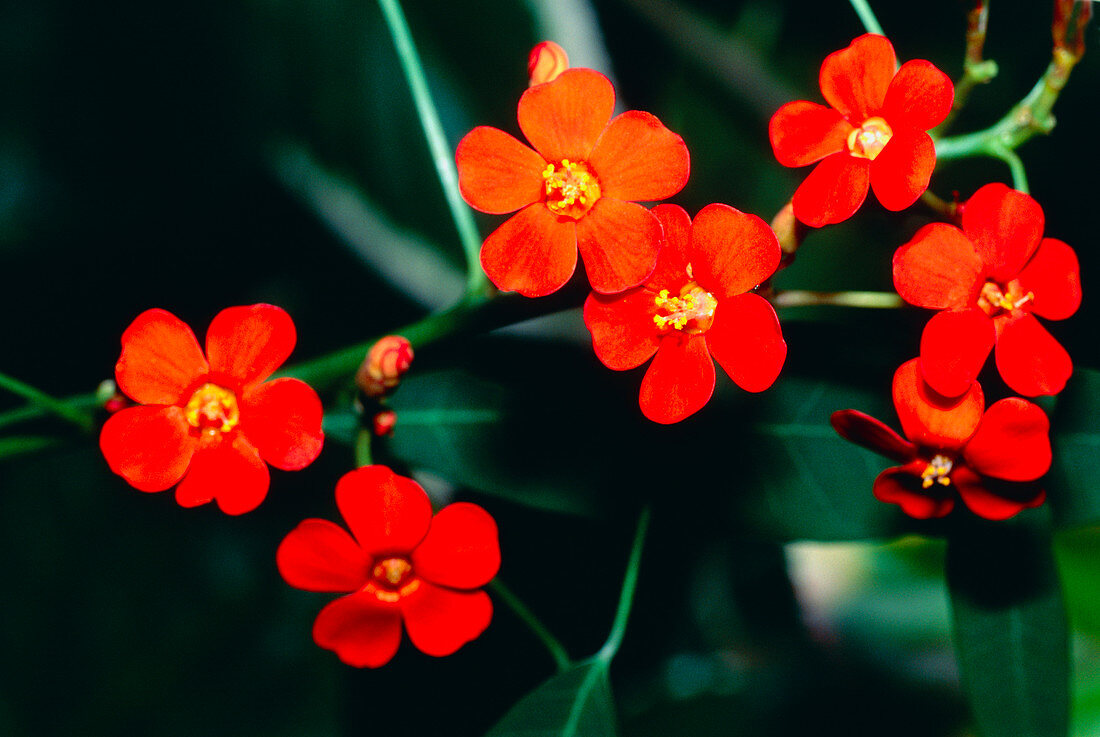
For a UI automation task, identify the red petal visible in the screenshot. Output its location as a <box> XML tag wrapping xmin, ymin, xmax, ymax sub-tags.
<box><xmin>963</xmin><ymin>398</ymin><xmax>1052</xmax><ymax>481</ymax></box>
<box><xmin>1017</xmin><ymin>238</ymin><xmax>1081</xmax><ymax>321</ymax></box>
<box><xmin>455</xmin><ymin>126</ymin><xmax>546</xmax><ymax>214</ymax></box>
<box><xmin>313</xmin><ymin>593</ymin><xmax>403</xmax><ymax>668</ymax></box>
<box><xmin>336</xmin><ymin>466</ymin><xmax>432</xmax><ymax>556</ymax></box>
<box><xmin>639</xmin><ymin>334</ymin><xmax>715</xmax><ymax>424</ymax></box>
<box><xmin>412</xmin><ymin>503</ymin><xmax>501</xmax><ymax>590</ymax></box>
<box><xmin>830</xmin><ymin>409</ymin><xmax>917</xmax><ymax>464</ymax></box>
<box><xmin>881</xmin><ymin>60</ymin><xmax>954</xmax><ymax>131</ymax></box>
<box><xmin>517</xmin><ymin>68</ymin><xmax>614</xmax><ymax>162</ymax></box>
<box><xmin>647</xmin><ymin>203</ymin><xmax>692</xmax><ymax>290</ymax></box>
<box><xmin>961</xmin><ymin>183</ymin><xmax>1044</xmax><ymax>283</ymax></box>
<box><xmin>276</xmin><ymin>519</ymin><xmax>369</xmax><ymax>592</ymax></box>
<box><xmin>576</xmin><ymin>199</ymin><xmax>661</xmax><ymax>294</ymax></box>
<box><xmin>819</xmin><ymin>34</ymin><xmax>897</xmax><ymax>121</ymax></box>
<box><xmin>100</xmin><ymin>406</ymin><xmax>197</xmax><ymax>492</ymax></box>
<box><xmin>239</xmin><ymin>378</ymin><xmax>324</xmax><ymax>471</ymax></box>
<box><xmin>791</xmin><ymin>152</ymin><xmax>870</xmax><ymax>227</ymax></box>
<box><xmin>892</xmin><ymin>223</ymin><xmax>984</xmax><ymax>310</ymax></box>
<box><xmin>115</xmin><ymin>309</ymin><xmax>209</xmax><ymax>405</ymax></box>
<box><xmin>205</xmin><ymin>304</ymin><xmax>296</xmax><ymax>387</ymax></box>
<box><xmin>919</xmin><ymin>309</ymin><xmax>994</xmax><ymax>398</ymax></box>
<box><xmin>401</xmin><ymin>583</ymin><xmax>492</xmax><ymax>657</ymax></box>
<box><xmin>768</xmin><ymin>100</ymin><xmax>852</xmax><ymax>167</ymax></box>
<box><xmin>480</xmin><ymin>203</ymin><xmax>577</xmax><ymax>297</ymax></box>
<box><xmin>869</xmin><ymin>128</ymin><xmax>935</xmax><ymax>211</ymax></box>
<box><xmin>705</xmin><ymin>293</ymin><xmax>786</xmax><ymax>392</ymax></box>
<box><xmin>994</xmin><ymin>312</ymin><xmax>1072</xmax><ymax>396</ymax></box>
<box><xmin>175</xmin><ymin>434</ymin><xmax>270</xmax><ymax>515</ymax></box>
<box><xmin>689</xmin><ymin>203</ymin><xmax>781</xmax><ymax>299</ymax></box>
<box><xmin>873</xmin><ymin>462</ymin><xmax>955</xmax><ymax>519</ymax></box>
<box><xmin>589</xmin><ymin>111</ymin><xmax>689</xmax><ymax>202</ymax></box>
<box><xmin>583</xmin><ymin>289</ymin><xmax>661</xmax><ymax>370</ymax></box>
<box><xmin>893</xmin><ymin>358</ymin><xmax>983</xmax><ymax>449</ymax></box>
<box><xmin>953</xmin><ymin>465</ymin><xmax>1045</xmax><ymax>521</ymax></box>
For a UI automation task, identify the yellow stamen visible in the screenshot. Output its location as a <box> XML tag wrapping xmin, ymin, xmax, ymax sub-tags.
<box><xmin>846</xmin><ymin>117</ymin><xmax>893</xmax><ymax>161</ymax></box>
<box><xmin>184</xmin><ymin>383</ymin><xmax>239</xmax><ymax>435</ymax></box>
<box><xmin>920</xmin><ymin>454</ymin><xmax>954</xmax><ymax>489</ymax></box>
<box><xmin>542</xmin><ymin>158</ymin><xmax>601</xmax><ymax>219</ymax></box>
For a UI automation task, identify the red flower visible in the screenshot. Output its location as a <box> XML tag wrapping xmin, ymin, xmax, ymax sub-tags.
<box><xmin>769</xmin><ymin>34</ymin><xmax>953</xmax><ymax>227</ymax></box>
<box><xmin>893</xmin><ymin>183</ymin><xmax>1081</xmax><ymax>397</ymax></box>
<box><xmin>583</xmin><ymin>203</ymin><xmax>786</xmax><ymax>424</ymax></box>
<box><xmin>100</xmin><ymin>304</ymin><xmax>324</xmax><ymax>515</ymax></box>
<box><xmin>831</xmin><ymin>359</ymin><xmax>1050</xmax><ymax>520</ymax></box>
<box><xmin>456</xmin><ymin>68</ymin><xmax>690</xmax><ymax>297</ymax></box>
<box><xmin>277</xmin><ymin>466</ymin><xmax>500</xmax><ymax>668</ymax></box>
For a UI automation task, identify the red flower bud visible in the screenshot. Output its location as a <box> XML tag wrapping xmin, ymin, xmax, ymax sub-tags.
<box><xmin>357</xmin><ymin>336</ymin><xmax>414</xmax><ymax>398</ymax></box>
<box><xmin>372</xmin><ymin>409</ymin><xmax>397</xmax><ymax>437</ymax></box>
<box><xmin>527</xmin><ymin>41</ymin><xmax>569</xmax><ymax>86</ymax></box>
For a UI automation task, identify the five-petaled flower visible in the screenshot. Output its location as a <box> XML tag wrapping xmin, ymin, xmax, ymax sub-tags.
<box><xmin>583</xmin><ymin>203</ymin><xmax>786</xmax><ymax>424</ymax></box>
<box><xmin>893</xmin><ymin>183</ymin><xmax>1081</xmax><ymax>397</ymax></box>
<box><xmin>277</xmin><ymin>465</ymin><xmax>500</xmax><ymax>668</ymax></box>
<box><xmin>831</xmin><ymin>359</ymin><xmax>1050</xmax><ymax>520</ymax></box>
<box><xmin>769</xmin><ymin>34</ymin><xmax>953</xmax><ymax>227</ymax></box>
<box><xmin>456</xmin><ymin>67</ymin><xmax>690</xmax><ymax>297</ymax></box>
<box><xmin>100</xmin><ymin>304</ymin><xmax>324</xmax><ymax>515</ymax></box>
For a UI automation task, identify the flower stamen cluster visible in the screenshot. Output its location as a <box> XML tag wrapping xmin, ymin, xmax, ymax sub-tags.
<box><xmin>184</xmin><ymin>382</ymin><xmax>240</xmax><ymax>435</ymax></box>
<box><xmin>542</xmin><ymin>159</ymin><xmax>601</xmax><ymax>218</ymax></box>
<box><xmin>921</xmin><ymin>454</ymin><xmax>954</xmax><ymax>488</ymax></box>
<box><xmin>846</xmin><ymin>116</ymin><xmax>893</xmax><ymax>160</ymax></box>
<box><xmin>652</xmin><ymin>285</ymin><xmax>717</xmax><ymax>333</ymax></box>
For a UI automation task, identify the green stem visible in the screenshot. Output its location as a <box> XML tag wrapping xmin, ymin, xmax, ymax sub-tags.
<box><xmin>354</xmin><ymin>428</ymin><xmax>374</xmax><ymax>467</ymax></box>
<box><xmin>489</xmin><ymin>578</ymin><xmax>572</xmax><ymax>673</ymax></box>
<box><xmin>847</xmin><ymin>0</ymin><xmax>885</xmax><ymax>36</ymax></box>
<box><xmin>772</xmin><ymin>290</ymin><xmax>904</xmax><ymax>309</ymax></box>
<box><xmin>376</xmin><ymin>0</ymin><xmax>490</xmax><ymax>298</ymax></box>
<box><xmin>0</xmin><ymin>373</ymin><xmax>94</xmax><ymax>432</ymax></box>
<box><xmin>993</xmin><ymin>144</ymin><xmax>1029</xmax><ymax>194</ymax></box>
<box><xmin>597</xmin><ymin>505</ymin><xmax>652</xmax><ymax>663</ymax></box>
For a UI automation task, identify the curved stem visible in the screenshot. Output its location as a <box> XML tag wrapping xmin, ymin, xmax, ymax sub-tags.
<box><xmin>992</xmin><ymin>144</ymin><xmax>1029</xmax><ymax>194</ymax></box>
<box><xmin>0</xmin><ymin>372</ymin><xmax>94</xmax><ymax>432</ymax></box>
<box><xmin>489</xmin><ymin>578</ymin><xmax>572</xmax><ymax>673</ymax></box>
<box><xmin>597</xmin><ymin>505</ymin><xmax>651</xmax><ymax>663</ymax></box>
<box><xmin>376</xmin><ymin>0</ymin><xmax>490</xmax><ymax>298</ymax></box>
<box><xmin>848</xmin><ymin>0</ymin><xmax>885</xmax><ymax>36</ymax></box>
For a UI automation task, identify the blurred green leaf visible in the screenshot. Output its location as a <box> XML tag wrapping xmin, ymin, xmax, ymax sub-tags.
<box><xmin>946</xmin><ymin>509</ymin><xmax>1069</xmax><ymax>737</ymax></box>
<box><xmin>0</xmin><ymin>435</ymin><xmax>63</xmax><ymax>461</ymax></box>
<box><xmin>1048</xmin><ymin>368</ymin><xmax>1100</xmax><ymax>529</ymax></box>
<box><xmin>484</xmin><ymin>660</ymin><xmax>617</xmax><ymax>737</ymax></box>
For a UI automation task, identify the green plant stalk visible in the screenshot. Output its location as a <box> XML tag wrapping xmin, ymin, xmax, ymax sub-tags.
<box><xmin>773</xmin><ymin>290</ymin><xmax>903</xmax><ymax>309</ymax></box>
<box><xmin>376</xmin><ymin>0</ymin><xmax>490</xmax><ymax>298</ymax></box>
<box><xmin>597</xmin><ymin>505</ymin><xmax>652</xmax><ymax>662</ymax></box>
<box><xmin>489</xmin><ymin>578</ymin><xmax>572</xmax><ymax>673</ymax></box>
<box><xmin>354</xmin><ymin>428</ymin><xmax>374</xmax><ymax>467</ymax></box>
<box><xmin>847</xmin><ymin>0</ymin><xmax>884</xmax><ymax>36</ymax></box>
<box><xmin>0</xmin><ymin>372</ymin><xmax>94</xmax><ymax>432</ymax></box>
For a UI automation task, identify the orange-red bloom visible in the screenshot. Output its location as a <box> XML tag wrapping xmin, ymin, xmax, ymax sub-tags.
<box><xmin>584</xmin><ymin>204</ymin><xmax>786</xmax><ymax>423</ymax></box>
<box><xmin>769</xmin><ymin>34</ymin><xmax>953</xmax><ymax>227</ymax></box>
<box><xmin>893</xmin><ymin>183</ymin><xmax>1081</xmax><ymax>397</ymax></box>
<box><xmin>456</xmin><ymin>68</ymin><xmax>690</xmax><ymax>297</ymax></box>
<box><xmin>831</xmin><ymin>359</ymin><xmax>1050</xmax><ymax>520</ymax></box>
<box><xmin>277</xmin><ymin>466</ymin><xmax>500</xmax><ymax>668</ymax></box>
<box><xmin>100</xmin><ymin>304</ymin><xmax>324</xmax><ymax>515</ymax></box>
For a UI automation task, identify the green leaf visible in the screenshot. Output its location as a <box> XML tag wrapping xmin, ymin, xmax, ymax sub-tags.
<box><xmin>1048</xmin><ymin>368</ymin><xmax>1100</xmax><ymax>529</ymax></box>
<box><xmin>946</xmin><ymin>508</ymin><xmax>1070</xmax><ymax>737</ymax></box>
<box><xmin>0</xmin><ymin>435</ymin><xmax>64</xmax><ymax>461</ymax></box>
<box><xmin>484</xmin><ymin>660</ymin><xmax>617</xmax><ymax>737</ymax></box>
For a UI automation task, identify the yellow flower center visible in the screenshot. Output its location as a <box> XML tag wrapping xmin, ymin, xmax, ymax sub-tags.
<box><xmin>653</xmin><ymin>280</ymin><xmax>718</xmax><ymax>334</ymax></box>
<box><xmin>921</xmin><ymin>454</ymin><xmax>954</xmax><ymax>489</ymax></box>
<box><xmin>184</xmin><ymin>383</ymin><xmax>240</xmax><ymax>436</ymax></box>
<box><xmin>977</xmin><ymin>279</ymin><xmax>1034</xmax><ymax>317</ymax></box>
<box><xmin>846</xmin><ymin>117</ymin><xmax>893</xmax><ymax>161</ymax></box>
<box><xmin>542</xmin><ymin>159</ymin><xmax>601</xmax><ymax>219</ymax></box>
<box><xmin>363</xmin><ymin>556</ymin><xmax>420</xmax><ymax>603</ymax></box>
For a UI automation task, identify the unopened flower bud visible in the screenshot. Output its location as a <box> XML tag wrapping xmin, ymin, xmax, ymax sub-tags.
<box><xmin>372</xmin><ymin>409</ymin><xmax>397</xmax><ymax>437</ymax></box>
<box><xmin>528</xmin><ymin>41</ymin><xmax>569</xmax><ymax>86</ymax></box>
<box><xmin>357</xmin><ymin>336</ymin><xmax>414</xmax><ymax>398</ymax></box>
<box><xmin>97</xmin><ymin>379</ymin><xmax>130</xmax><ymax>414</ymax></box>
<box><xmin>770</xmin><ymin>201</ymin><xmax>807</xmax><ymax>263</ymax></box>
<box><xmin>1053</xmin><ymin>0</ymin><xmax>1092</xmax><ymax>58</ymax></box>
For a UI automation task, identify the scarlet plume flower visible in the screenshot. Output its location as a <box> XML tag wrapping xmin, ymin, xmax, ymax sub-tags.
<box><xmin>456</xmin><ymin>68</ymin><xmax>690</xmax><ymax>297</ymax></box>
<box><xmin>277</xmin><ymin>466</ymin><xmax>500</xmax><ymax>668</ymax></box>
<box><xmin>584</xmin><ymin>203</ymin><xmax>786</xmax><ymax>424</ymax></box>
<box><xmin>100</xmin><ymin>304</ymin><xmax>324</xmax><ymax>515</ymax></box>
<box><xmin>893</xmin><ymin>183</ymin><xmax>1081</xmax><ymax>397</ymax></box>
<box><xmin>831</xmin><ymin>359</ymin><xmax>1050</xmax><ymax>520</ymax></box>
<box><xmin>769</xmin><ymin>34</ymin><xmax>954</xmax><ymax>227</ymax></box>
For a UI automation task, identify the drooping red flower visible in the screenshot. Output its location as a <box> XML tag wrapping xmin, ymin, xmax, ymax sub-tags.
<box><xmin>100</xmin><ymin>304</ymin><xmax>324</xmax><ymax>515</ymax></box>
<box><xmin>893</xmin><ymin>183</ymin><xmax>1081</xmax><ymax>397</ymax></box>
<box><xmin>831</xmin><ymin>359</ymin><xmax>1050</xmax><ymax>520</ymax></box>
<box><xmin>769</xmin><ymin>34</ymin><xmax>954</xmax><ymax>227</ymax></box>
<box><xmin>456</xmin><ymin>68</ymin><xmax>690</xmax><ymax>297</ymax></box>
<box><xmin>277</xmin><ymin>465</ymin><xmax>500</xmax><ymax>668</ymax></box>
<box><xmin>583</xmin><ymin>203</ymin><xmax>786</xmax><ymax>424</ymax></box>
